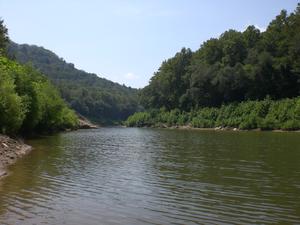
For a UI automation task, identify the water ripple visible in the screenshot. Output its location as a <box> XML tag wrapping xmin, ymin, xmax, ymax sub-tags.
<box><xmin>0</xmin><ymin>128</ymin><xmax>300</xmax><ymax>224</ymax></box>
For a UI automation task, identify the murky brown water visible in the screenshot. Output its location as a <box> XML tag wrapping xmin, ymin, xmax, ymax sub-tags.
<box><xmin>0</xmin><ymin>128</ymin><xmax>300</xmax><ymax>224</ymax></box>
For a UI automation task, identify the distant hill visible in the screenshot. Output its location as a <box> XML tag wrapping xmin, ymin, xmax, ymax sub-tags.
<box><xmin>8</xmin><ymin>42</ymin><xmax>139</xmax><ymax>124</ymax></box>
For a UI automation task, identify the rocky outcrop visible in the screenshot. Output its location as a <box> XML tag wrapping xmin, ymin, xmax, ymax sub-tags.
<box><xmin>0</xmin><ymin>135</ymin><xmax>32</xmax><ymax>178</ymax></box>
<box><xmin>77</xmin><ymin>114</ymin><xmax>99</xmax><ymax>129</ymax></box>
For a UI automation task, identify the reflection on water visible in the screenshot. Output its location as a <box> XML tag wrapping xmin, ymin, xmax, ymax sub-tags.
<box><xmin>0</xmin><ymin>128</ymin><xmax>300</xmax><ymax>224</ymax></box>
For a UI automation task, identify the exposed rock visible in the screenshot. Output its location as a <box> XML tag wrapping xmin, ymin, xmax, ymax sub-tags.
<box><xmin>76</xmin><ymin>114</ymin><xmax>99</xmax><ymax>129</ymax></box>
<box><xmin>2</xmin><ymin>143</ymin><xmax>8</xmax><ymax>148</ymax></box>
<box><xmin>0</xmin><ymin>134</ymin><xmax>32</xmax><ymax>179</ymax></box>
<box><xmin>0</xmin><ymin>170</ymin><xmax>7</xmax><ymax>177</ymax></box>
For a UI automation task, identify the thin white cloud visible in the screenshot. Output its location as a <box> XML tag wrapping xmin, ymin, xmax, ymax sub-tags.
<box><xmin>124</xmin><ymin>72</ymin><xmax>139</xmax><ymax>80</ymax></box>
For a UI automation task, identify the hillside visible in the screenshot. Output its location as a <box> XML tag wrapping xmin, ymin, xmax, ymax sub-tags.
<box><xmin>0</xmin><ymin>56</ymin><xmax>79</xmax><ymax>135</ymax></box>
<box><xmin>8</xmin><ymin>43</ymin><xmax>139</xmax><ymax>124</ymax></box>
<box><xmin>139</xmin><ymin>5</ymin><xmax>300</xmax><ymax>110</ymax></box>
<box><xmin>126</xmin><ymin>4</ymin><xmax>300</xmax><ymax>130</ymax></box>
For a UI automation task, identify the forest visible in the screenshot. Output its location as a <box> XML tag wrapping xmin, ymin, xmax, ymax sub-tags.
<box><xmin>8</xmin><ymin>43</ymin><xmax>139</xmax><ymax>124</ymax></box>
<box><xmin>1</xmin><ymin>4</ymin><xmax>300</xmax><ymax>132</ymax></box>
<box><xmin>0</xmin><ymin>20</ymin><xmax>78</xmax><ymax>135</ymax></box>
<box><xmin>126</xmin><ymin>4</ymin><xmax>300</xmax><ymax>130</ymax></box>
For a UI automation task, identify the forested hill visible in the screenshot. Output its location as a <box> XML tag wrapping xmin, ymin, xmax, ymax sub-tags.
<box><xmin>8</xmin><ymin>42</ymin><xmax>139</xmax><ymax>124</ymax></box>
<box><xmin>0</xmin><ymin>19</ymin><xmax>78</xmax><ymax>135</ymax></box>
<box><xmin>126</xmin><ymin>4</ymin><xmax>300</xmax><ymax>131</ymax></box>
<box><xmin>139</xmin><ymin>4</ymin><xmax>300</xmax><ymax>111</ymax></box>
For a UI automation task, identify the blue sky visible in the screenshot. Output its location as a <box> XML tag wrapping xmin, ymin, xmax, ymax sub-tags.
<box><xmin>0</xmin><ymin>0</ymin><xmax>298</xmax><ymax>88</ymax></box>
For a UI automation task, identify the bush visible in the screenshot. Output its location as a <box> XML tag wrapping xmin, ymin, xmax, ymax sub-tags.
<box><xmin>0</xmin><ymin>72</ymin><xmax>26</xmax><ymax>134</ymax></box>
<box><xmin>125</xmin><ymin>97</ymin><xmax>300</xmax><ymax>131</ymax></box>
<box><xmin>0</xmin><ymin>56</ymin><xmax>78</xmax><ymax>135</ymax></box>
<box><xmin>125</xmin><ymin>112</ymin><xmax>151</xmax><ymax>127</ymax></box>
<box><xmin>281</xmin><ymin>120</ymin><xmax>300</xmax><ymax>131</ymax></box>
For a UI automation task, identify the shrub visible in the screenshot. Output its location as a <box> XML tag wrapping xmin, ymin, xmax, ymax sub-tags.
<box><xmin>125</xmin><ymin>97</ymin><xmax>300</xmax><ymax>131</ymax></box>
<box><xmin>0</xmin><ymin>56</ymin><xmax>78</xmax><ymax>134</ymax></box>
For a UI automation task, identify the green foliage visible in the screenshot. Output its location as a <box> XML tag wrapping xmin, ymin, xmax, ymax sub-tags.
<box><xmin>8</xmin><ymin>42</ymin><xmax>139</xmax><ymax>124</ymax></box>
<box><xmin>0</xmin><ymin>68</ymin><xmax>26</xmax><ymax>134</ymax></box>
<box><xmin>139</xmin><ymin>5</ymin><xmax>300</xmax><ymax>111</ymax></box>
<box><xmin>140</xmin><ymin>48</ymin><xmax>192</xmax><ymax>110</ymax></box>
<box><xmin>125</xmin><ymin>112</ymin><xmax>151</xmax><ymax>127</ymax></box>
<box><xmin>191</xmin><ymin>107</ymin><xmax>219</xmax><ymax>128</ymax></box>
<box><xmin>126</xmin><ymin>4</ymin><xmax>300</xmax><ymax>132</ymax></box>
<box><xmin>125</xmin><ymin>97</ymin><xmax>300</xmax><ymax>131</ymax></box>
<box><xmin>0</xmin><ymin>56</ymin><xmax>78</xmax><ymax>135</ymax></box>
<box><xmin>0</xmin><ymin>19</ymin><xmax>9</xmax><ymax>56</ymax></box>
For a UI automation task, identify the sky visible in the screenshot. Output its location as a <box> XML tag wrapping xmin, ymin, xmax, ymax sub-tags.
<box><xmin>0</xmin><ymin>0</ymin><xmax>299</xmax><ymax>88</ymax></box>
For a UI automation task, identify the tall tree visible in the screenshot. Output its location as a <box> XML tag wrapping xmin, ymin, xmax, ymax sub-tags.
<box><xmin>140</xmin><ymin>4</ymin><xmax>300</xmax><ymax>111</ymax></box>
<box><xmin>0</xmin><ymin>19</ymin><xmax>9</xmax><ymax>55</ymax></box>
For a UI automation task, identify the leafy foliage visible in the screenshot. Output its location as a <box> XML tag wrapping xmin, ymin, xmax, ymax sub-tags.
<box><xmin>0</xmin><ymin>67</ymin><xmax>25</xmax><ymax>134</ymax></box>
<box><xmin>125</xmin><ymin>97</ymin><xmax>300</xmax><ymax>131</ymax></box>
<box><xmin>8</xmin><ymin>43</ymin><xmax>139</xmax><ymax>124</ymax></box>
<box><xmin>0</xmin><ymin>56</ymin><xmax>78</xmax><ymax>135</ymax></box>
<box><xmin>139</xmin><ymin>5</ymin><xmax>300</xmax><ymax>111</ymax></box>
<box><xmin>126</xmin><ymin>4</ymin><xmax>300</xmax><ymax>131</ymax></box>
<box><xmin>0</xmin><ymin>19</ymin><xmax>9</xmax><ymax>56</ymax></box>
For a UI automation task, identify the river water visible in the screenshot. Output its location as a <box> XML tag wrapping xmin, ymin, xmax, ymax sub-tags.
<box><xmin>0</xmin><ymin>128</ymin><xmax>300</xmax><ymax>224</ymax></box>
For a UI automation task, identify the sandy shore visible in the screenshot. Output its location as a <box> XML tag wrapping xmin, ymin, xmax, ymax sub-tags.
<box><xmin>0</xmin><ymin>135</ymin><xmax>32</xmax><ymax>179</ymax></box>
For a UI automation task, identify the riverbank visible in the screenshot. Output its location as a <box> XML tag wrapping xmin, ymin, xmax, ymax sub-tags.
<box><xmin>0</xmin><ymin>135</ymin><xmax>32</xmax><ymax>179</ymax></box>
<box><xmin>126</xmin><ymin>121</ymin><xmax>300</xmax><ymax>132</ymax></box>
<box><xmin>125</xmin><ymin>97</ymin><xmax>300</xmax><ymax>131</ymax></box>
<box><xmin>77</xmin><ymin>114</ymin><xmax>99</xmax><ymax>129</ymax></box>
<box><xmin>147</xmin><ymin>124</ymin><xmax>300</xmax><ymax>132</ymax></box>
<box><xmin>0</xmin><ymin>114</ymin><xmax>98</xmax><ymax>179</ymax></box>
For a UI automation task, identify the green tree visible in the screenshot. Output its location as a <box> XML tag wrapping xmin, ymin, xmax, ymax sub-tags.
<box><xmin>0</xmin><ymin>68</ymin><xmax>26</xmax><ymax>134</ymax></box>
<box><xmin>139</xmin><ymin>4</ymin><xmax>300</xmax><ymax>112</ymax></box>
<box><xmin>0</xmin><ymin>19</ymin><xmax>9</xmax><ymax>55</ymax></box>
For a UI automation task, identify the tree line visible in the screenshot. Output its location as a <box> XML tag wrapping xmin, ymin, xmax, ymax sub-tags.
<box><xmin>8</xmin><ymin>42</ymin><xmax>139</xmax><ymax>124</ymax></box>
<box><xmin>127</xmin><ymin>4</ymin><xmax>300</xmax><ymax>130</ymax></box>
<box><xmin>140</xmin><ymin>4</ymin><xmax>300</xmax><ymax>110</ymax></box>
<box><xmin>0</xmin><ymin>19</ymin><xmax>78</xmax><ymax>135</ymax></box>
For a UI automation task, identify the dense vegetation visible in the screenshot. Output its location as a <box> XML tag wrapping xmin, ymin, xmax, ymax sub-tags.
<box><xmin>126</xmin><ymin>4</ymin><xmax>300</xmax><ymax>130</ymax></box>
<box><xmin>0</xmin><ymin>20</ymin><xmax>78</xmax><ymax>135</ymax></box>
<box><xmin>8</xmin><ymin>43</ymin><xmax>139</xmax><ymax>124</ymax></box>
<box><xmin>125</xmin><ymin>97</ymin><xmax>300</xmax><ymax>130</ymax></box>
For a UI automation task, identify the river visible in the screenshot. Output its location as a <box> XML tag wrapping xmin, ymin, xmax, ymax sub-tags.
<box><xmin>0</xmin><ymin>128</ymin><xmax>300</xmax><ymax>224</ymax></box>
